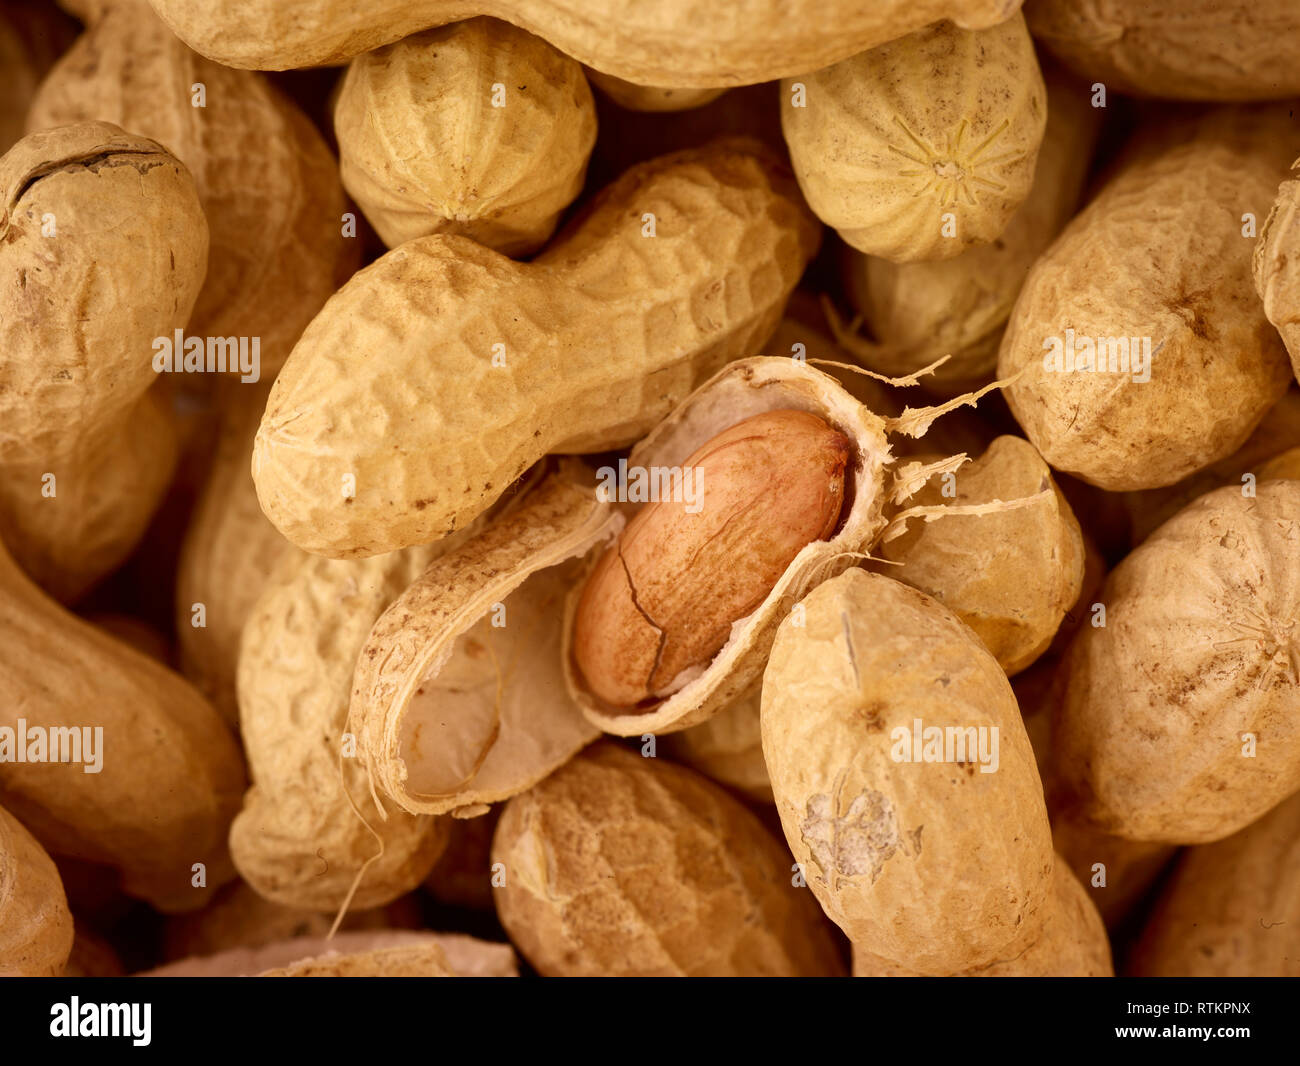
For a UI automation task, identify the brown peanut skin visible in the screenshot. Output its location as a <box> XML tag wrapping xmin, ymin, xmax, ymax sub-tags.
<box><xmin>492</xmin><ymin>743</ymin><xmax>846</xmax><ymax>977</ymax></box>
<box><xmin>573</xmin><ymin>410</ymin><xmax>850</xmax><ymax>707</ymax></box>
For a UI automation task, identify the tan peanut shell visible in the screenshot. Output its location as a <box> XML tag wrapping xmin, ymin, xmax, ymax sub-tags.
<box><xmin>145</xmin><ymin>0</ymin><xmax>1025</xmax><ymax>82</ymax></box>
<box><xmin>562</xmin><ymin>357</ymin><xmax>893</xmax><ymax>736</ymax></box>
<box><xmin>0</xmin><ymin>390</ymin><xmax>179</xmax><ymax>601</ymax></box>
<box><xmin>761</xmin><ymin>568</ymin><xmax>1054</xmax><ymax>974</ymax></box>
<box><xmin>663</xmin><ymin>684</ymin><xmax>772</xmax><ymax>804</ymax></box>
<box><xmin>781</xmin><ymin>15</ymin><xmax>1046</xmax><ymax>262</ymax></box>
<box><xmin>852</xmin><ymin>860</ymin><xmax>1111</xmax><ymax>976</ymax></box>
<box><xmin>1028</xmin><ymin>0</ymin><xmax>1300</xmax><ymax>102</ymax></box>
<box><xmin>349</xmin><ymin>464</ymin><xmax>612</xmax><ymax>817</ymax></box>
<box><xmin>1254</xmin><ymin>158</ymin><xmax>1300</xmax><ymax>384</ymax></box>
<box><xmin>1128</xmin><ymin>791</ymin><xmax>1300</xmax><ymax>976</ymax></box>
<box><xmin>999</xmin><ymin>106</ymin><xmax>1295</xmax><ymax>491</ymax></box>
<box><xmin>176</xmin><ymin>381</ymin><xmax>302</xmax><ymax>724</ymax></box>
<box><xmin>584</xmin><ymin>70</ymin><xmax>725</xmax><ymax>112</ymax></box>
<box><xmin>0</xmin><ymin>804</ymin><xmax>74</xmax><ymax>977</ymax></box>
<box><xmin>1053</xmin><ymin>482</ymin><xmax>1300</xmax><ymax>844</ymax></box>
<box><xmin>837</xmin><ymin>66</ymin><xmax>1101</xmax><ymax>391</ymax></box>
<box><xmin>0</xmin><ymin>122</ymin><xmax>207</xmax><ymax>599</ymax></box>
<box><xmin>254</xmin><ymin>140</ymin><xmax>820</xmax><ymax>559</ymax></box>
<box><xmin>336</xmin><ymin>19</ymin><xmax>596</xmax><ymax>255</ymax></box>
<box><xmin>492</xmin><ymin>742</ymin><xmax>845</xmax><ymax>976</ymax></box>
<box><xmin>144</xmin><ymin>930</ymin><xmax>517</xmax><ymax>978</ymax></box>
<box><xmin>0</xmin><ymin>535</ymin><xmax>244</xmax><ymax>912</ymax></box>
<box><xmin>878</xmin><ymin>435</ymin><xmax>1085</xmax><ymax>676</ymax></box>
<box><xmin>1121</xmin><ymin>389</ymin><xmax>1300</xmax><ymax>546</ymax></box>
<box><xmin>233</xmin><ymin>543</ymin><xmax>465</xmax><ymax>912</ymax></box>
<box><xmin>1051</xmin><ymin>816</ymin><xmax>1178</xmax><ymax>932</ymax></box>
<box><xmin>573</xmin><ymin>410</ymin><xmax>852</xmax><ymax>706</ymax></box>
<box><xmin>28</xmin><ymin>0</ymin><xmax>354</xmax><ymax>377</ymax></box>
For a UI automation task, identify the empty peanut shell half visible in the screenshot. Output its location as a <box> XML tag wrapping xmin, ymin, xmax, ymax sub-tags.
<box><xmin>348</xmin><ymin>462</ymin><xmax>620</xmax><ymax>816</ymax></box>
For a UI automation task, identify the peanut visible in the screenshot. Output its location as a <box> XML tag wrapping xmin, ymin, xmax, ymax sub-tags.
<box><xmin>0</xmin><ymin>533</ymin><xmax>245</xmax><ymax>912</ymax></box>
<box><xmin>781</xmin><ymin>15</ymin><xmax>1046</xmax><ymax>261</ymax></box>
<box><xmin>1028</xmin><ymin>0</ymin><xmax>1300</xmax><ymax>102</ymax></box>
<box><xmin>253</xmin><ymin>141</ymin><xmax>819</xmax><ymax>558</ymax></box>
<box><xmin>877</xmin><ymin>435</ymin><xmax>1085</xmax><ymax>676</ymax></box>
<box><xmin>175</xmin><ymin>381</ymin><xmax>303</xmax><ymax>725</ymax></box>
<box><xmin>0</xmin><ymin>803</ymin><xmax>74</xmax><ymax>977</ymax></box>
<box><xmin>574</xmin><ymin>410</ymin><xmax>849</xmax><ymax>707</ymax></box>
<box><xmin>28</xmin><ymin>0</ymin><xmax>355</xmax><ymax>380</ymax></box>
<box><xmin>851</xmin><ymin>860</ymin><xmax>1111</xmax><ymax>976</ymax></box>
<box><xmin>761</xmin><ymin>568</ymin><xmax>1053</xmax><ymax>974</ymax></box>
<box><xmin>233</xmin><ymin>544</ymin><xmax>456</xmax><ymax>911</ymax></box>
<box><xmin>336</xmin><ymin>19</ymin><xmax>596</xmax><ymax>255</ymax></box>
<box><xmin>0</xmin><ymin>122</ymin><xmax>207</xmax><ymax>599</ymax></box>
<box><xmin>1128</xmin><ymin>791</ymin><xmax>1300</xmax><ymax>976</ymax></box>
<box><xmin>491</xmin><ymin>742</ymin><xmax>846</xmax><ymax>976</ymax></box>
<box><xmin>348</xmin><ymin>465</ymin><xmax>610</xmax><ymax>816</ymax></box>
<box><xmin>1052</xmin><ymin>482</ymin><xmax>1300</xmax><ymax>843</ymax></box>
<box><xmin>999</xmin><ymin>106</ymin><xmax>1295</xmax><ymax>491</ymax></box>
<box><xmin>143</xmin><ymin>930</ymin><xmax>517</xmax><ymax>977</ymax></box>
<box><xmin>145</xmin><ymin>0</ymin><xmax>1026</xmax><ymax>82</ymax></box>
<box><xmin>835</xmin><ymin>65</ymin><xmax>1101</xmax><ymax>391</ymax></box>
<box><xmin>1255</xmin><ymin>157</ymin><xmax>1300</xmax><ymax>383</ymax></box>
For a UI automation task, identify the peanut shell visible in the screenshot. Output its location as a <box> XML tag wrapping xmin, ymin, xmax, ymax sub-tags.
<box><xmin>491</xmin><ymin>742</ymin><xmax>845</xmax><ymax>976</ymax></box>
<box><xmin>254</xmin><ymin>140</ymin><xmax>820</xmax><ymax>558</ymax></box>
<box><xmin>336</xmin><ymin>18</ymin><xmax>596</xmax><ymax>255</ymax></box>
<box><xmin>762</xmin><ymin>568</ymin><xmax>1054</xmax><ymax>974</ymax></box>
<box><xmin>348</xmin><ymin>463</ymin><xmax>613</xmax><ymax>817</ymax></box>
<box><xmin>1053</xmin><ymin>481</ymin><xmax>1300</xmax><ymax>843</ymax></box>
<box><xmin>562</xmin><ymin>357</ymin><xmax>893</xmax><ymax>736</ymax></box>
<box><xmin>781</xmin><ymin>15</ymin><xmax>1046</xmax><ymax>261</ymax></box>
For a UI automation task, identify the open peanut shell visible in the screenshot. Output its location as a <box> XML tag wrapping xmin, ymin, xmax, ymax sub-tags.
<box><xmin>561</xmin><ymin>356</ymin><xmax>892</xmax><ymax>736</ymax></box>
<box><xmin>348</xmin><ymin>461</ymin><xmax>620</xmax><ymax>817</ymax></box>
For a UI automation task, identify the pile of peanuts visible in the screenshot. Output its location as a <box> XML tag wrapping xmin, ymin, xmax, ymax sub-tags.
<box><xmin>2</xmin><ymin>0</ymin><xmax>1299</xmax><ymax>979</ymax></box>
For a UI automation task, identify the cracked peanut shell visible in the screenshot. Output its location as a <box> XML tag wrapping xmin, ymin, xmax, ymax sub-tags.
<box><xmin>348</xmin><ymin>462</ymin><xmax>614</xmax><ymax>817</ymax></box>
<box><xmin>562</xmin><ymin>356</ymin><xmax>893</xmax><ymax>737</ymax></box>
